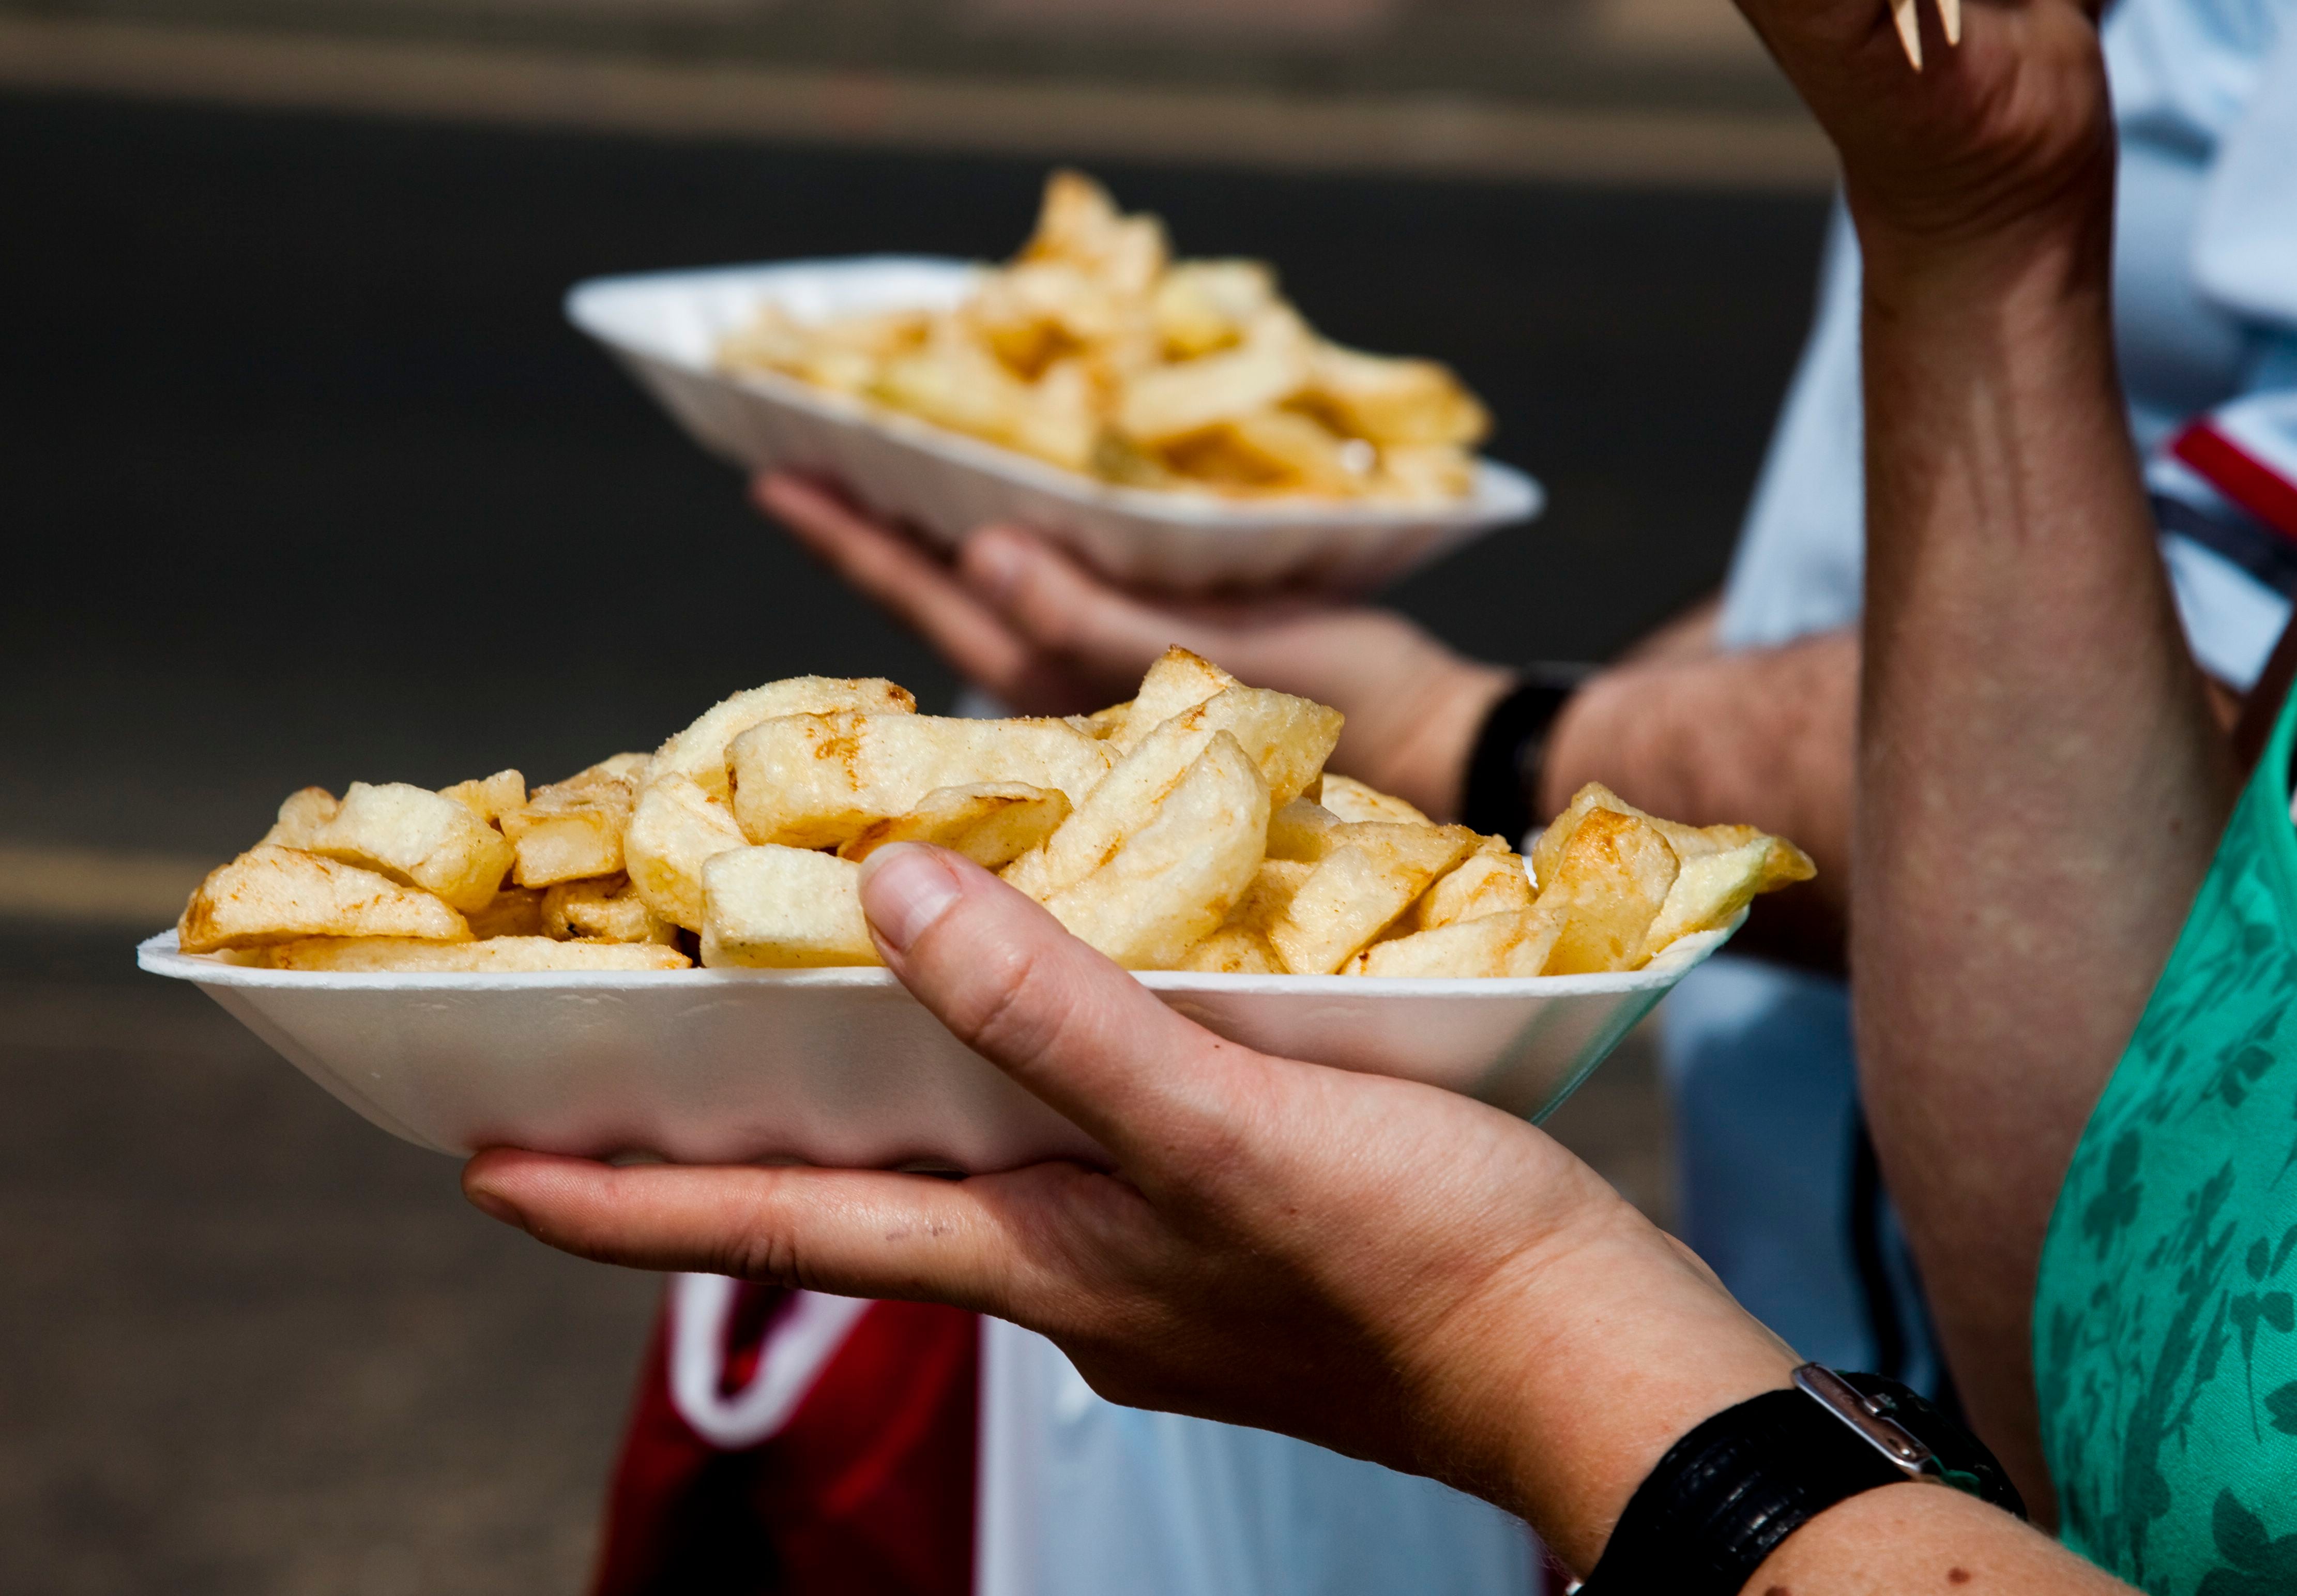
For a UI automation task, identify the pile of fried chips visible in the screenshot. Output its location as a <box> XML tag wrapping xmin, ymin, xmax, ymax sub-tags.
<box><xmin>178</xmin><ymin>651</ymin><xmax>1811</xmax><ymax>977</ymax></box>
<box><xmin>716</xmin><ymin>171</ymin><xmax>1492</xmax><ymax>504</ymax></box>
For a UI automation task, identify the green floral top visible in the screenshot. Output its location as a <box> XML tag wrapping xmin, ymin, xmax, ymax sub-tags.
<box><xmin>2036</xmin><ymin>691</ymin><xmax>2297</xmax><ymax>1595</ymax></box>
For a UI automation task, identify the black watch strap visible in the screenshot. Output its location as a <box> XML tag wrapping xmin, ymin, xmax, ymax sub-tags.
<box><xmin>1459</xmin><ymin>665</ymin><xmax>1594</xmax><ymax>842</ymax></box>
<box><xmin>1577</xmin><ymin>1365</ymin><xmax>2025</xmax><ymax>1596</ymax></box>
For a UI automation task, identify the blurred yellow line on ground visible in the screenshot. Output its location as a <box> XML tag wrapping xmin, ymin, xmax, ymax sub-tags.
<box><xmin>0</xmin><ymin>843</ymin><xmax>208</xmax><ymax>928</ymax></box>
<box><xmin>0</xmin><ymin>18</ymin><xmax>1835</xmax><ymax>192</ymax></box>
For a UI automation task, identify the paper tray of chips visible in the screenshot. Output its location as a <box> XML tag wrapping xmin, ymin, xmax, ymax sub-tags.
<box><xmin>138</xmin><ymin>922</ymin><xmax>1728</xmax><ymax>1173</ymax></box>
<box><xmin>565</xmin><ymin>257</ymin><xmax>1544</xmax><ymax>594</ymax></box>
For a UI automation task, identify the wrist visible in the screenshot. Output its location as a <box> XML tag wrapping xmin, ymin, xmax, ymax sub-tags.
<box><xmin>1371</xmin><ymin>659</ymin><xmax>1515</xmax><ymax>822</ymax></box>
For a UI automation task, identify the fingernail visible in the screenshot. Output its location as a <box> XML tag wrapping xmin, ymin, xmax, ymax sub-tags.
<box><xmin>860</xmin><ymin>844</ymin><xmax>966</xmax><ymax>954</ymax></box>
<box><xmin>965</xmin><ymin>533</ymin><xmax>1025</xmax><ymax>606</ymax></box>
<box><xmin>466</xmin><ymin>1185</ymin><xmax>527</xmax><ymax>1231</ymax></box>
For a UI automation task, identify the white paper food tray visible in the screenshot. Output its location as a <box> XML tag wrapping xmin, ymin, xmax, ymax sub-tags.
<box><xmin>565</xmin><ymin>257</ymin><xmax>1544</xmax><ymax>593</ymax></box>
<box><xmin>139</xmin><ymin>923</ymin><xmax>1728</xmax><ymax>1173</ymax></box>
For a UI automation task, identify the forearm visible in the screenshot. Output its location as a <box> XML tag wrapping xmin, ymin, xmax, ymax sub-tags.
<box><xmin>1852</xmin><ymin>204</ymin><xmax>2238</xmax><ymax>1505</ymax></box>
<box><xmin>1540</xmin><ymin>629</ymin><xmax>1855</xmax><ymax>961</ymax></box>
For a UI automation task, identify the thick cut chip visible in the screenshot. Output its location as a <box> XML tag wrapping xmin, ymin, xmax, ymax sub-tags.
<box><xmin>623</xmin><ymin>774</ymin><xmax>749</xmax><ymax>932</ymax></box>
<box><xmin>1410</xmin><ymin>837</ymin><xmax>1533</xmax><ymax>932</ymax></box>
<box><xmin>1075</xmin><ymin>702</ymin><xmax>1130</xmax><ymax>741</ymax></box>
<box><xmin>1265</xmin><ymin>822</ymin><xmax>1476</xmax><ymax>975</ymax></box>
<box><xmin>1178</xmin><ymin>923</ymin><xmax>1286</xmax><ymax>974</ymax></box>
<box><xmin>261</xmin><ymin>786</ymin><xmax>340</xmax><ymax>848</ymax></box>
<box><xmin>178</xmin><ymin>845</ymin><xmax>470</xmax><ymax>953</ymax></box>
<box><xmin>1113</xmin><ymin>646</ymin><xmax>1237</xmax><ymax>753</ymax></box>
<box><xmin>440</xmin><ymin>769</ymin><xmax>525</xmax><ymax>824</ymax></box>
<box><xmin>1537</xmin><ymin>809</ymin><xmax>1681</xmax><ymax>975</ymax></box>
<box><xmin>1644</xmin><ymin>838</ymin><xmax>1813</xmax><ymax>954</ymax></box>
<box><xmin>466</xmin><ymin>886</ymin><xmax>546</xmax><ymax>939</ymax></box>
<box><xmin>1265</xmin><ymin>797</ymin><xmax>1344</xmax><ymax>862</ymax></box>
<box><xmin>1316</xmin><ymin>774</ymin><xmax>1431</xmax><ymax>827</ymax></box>
<box><xmin>1153</xmin><ymin>260</ymin><xmax>1277</xmax><ymax>359</ymax></box>
<box><xmin>260</xmin><ymin>936</ymin><xmax>687</xmax><ymax>972</ymax></box>
<box><xmin>307</xmin><ymin>782</ymin><xmax>516</xmax><ymax>914</ymax></box>
<box><xmin>701</xmin><ymin>846</ymin><xmax>883</xmax><ymax>968</ymax></box>
<box><xmin>1305</xmin><ymin>343</ymin><xmax>1489</xmax><ymax>448</ymax></box>
<box><xmin>564</xmin><ymin>753</ymin><xmax>651</xmax><ymax>787</ymax></box>
<box><xmin>1038</xmin><ymin>731</ymin><xmax>1269</xmax><ymax>969</ymax></box>
<box><xmin>500</xmin><ymin>776</ymin><xmax>635</xmax><ymax>888</ymax></box>
<box><xmin>651</xmin><ymin>677</ymin><xmax>917</xmax><ymax>802</ymax></box>
<box><xmin>1020</xmin><ymin>169</ymin><xmax>1168</xmax><ymax>298</ymax></box>
<box><xmin>1532</xmin><ymin>782</ymin><xmax>1808</xmax><ymax>892</ymax></box>
<box><xmin>1117</xmin><ymin>324</ymin><xmax>1312</xmax><ymax>446</ymax></box>
<box><xmin>1001</xmin><ymin>690</ymin><xmax>1330</xmax><ymax>902</ymax></box>
<box><xmin>839</xmin><ymin>784</ymin><xmax>1072</xmax><ymax>868</ymax></box>
<box><xmin>727</xmin><ymin>712</ymin><xmax>1112</xmax><ymax>850</ymax></box>
<box><xmin>1351</xmin><ymin>905</ymin><xmax>1563</xmax><ymax>979</ymax></box>
<box><xmin>543</xmin><ymin>876</ymin><xmax>678</xmax><ymax>945</ymax></box>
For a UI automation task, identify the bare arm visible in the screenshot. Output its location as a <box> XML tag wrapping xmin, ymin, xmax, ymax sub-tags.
<box><xmin>1720</xmin><ymin>0</ymin><xmax>2243</xmax><ymax>1517</ymax></box>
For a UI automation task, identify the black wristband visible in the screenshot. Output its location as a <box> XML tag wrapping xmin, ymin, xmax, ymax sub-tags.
<box><xmin>1578</xmin><ymin>1366</ymin><xmax>2025</xmax><ymax>1596</ymax></box>
<box><xmin>1458</xmin><ymin>666</ymin><xmax>1593</xmax><ymax>842</ymax></box>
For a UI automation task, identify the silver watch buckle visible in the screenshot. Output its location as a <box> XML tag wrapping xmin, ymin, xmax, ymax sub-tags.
<box><xmin>1793</xmin><ymin>1363</ymin><xmax>1937</xmax><ymax>1478</ymax></box>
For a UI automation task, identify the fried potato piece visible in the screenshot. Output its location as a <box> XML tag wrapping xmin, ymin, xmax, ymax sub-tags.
<box><xmin>1177</xmin><ymin>923</ymin><xmax>1286</xmax><ymax>974</ymax></box>
<box><xmin>1153</xmin><ymin>260</ymin><xmax>1277</xmax><ymax>359</ymax></box>
<box><xmin>466</xmin><ymin>885</ymin><xmax>546</xmax><ymax>939</ymax></box>
<box><xmin>1001</xmin><ymin>688</ymin><xmax>1332</xmax><ymax>901</ymax></box>
<box><xmin>623</xmin><ymin>773</ymin><xmax>750</xmax><ymax>932</ymax></box>
<box><xmin>700</xmin><ymin>846</ymin><xmax>883</xmax><ymax>968</ymax></box>
<box><xmin>1113</xmin><ymin>646</ymin><xmax>1238</xmax><ymax>753</ymax></box>
<box><xmin>1304</xmin><ymin>342</ymin><xmax>1488</xmax><ymax>449</ymax></box>
<box><xmin>500</xmin><ymin>774</ymin><xmax>635</xmax><ymax>888</ymax></box>
<box><xmin>650</xmin><ymin>677</ymin><xmax>917</xmax><ymax>802</ymax></box>
<box><xmin>1117</xmin><ymin>318</ymin><xmax>1312</xmax><ymax>446</ymax></box>
<box><xmin>1021</xmin><ymin>169</ymin><xmax>1169</xmax><ymax>299</ymax></box>
<box><xmin>439</xmin><ymin>769</ymin><xmax>525</xmax><ymax>824</ymax></box>
<box><xmin>178</xmin><ymin>845</ymin><xmax>470</xmax><ymax>953</ymax></box>
<box><xmin>1075</xmin><ymin>702</ymin><xmax>1130</xmax><ymax>741</ymax></box>
<box><xmin>727</xmin><ymin>712</ymin><xmax>1113</xmax><ymax>850</ymax></box>
<box><xmin>261</xmin><ymin>786</ymin><xmax>340</xmax><ymax>848</ymax></box>
<box><xmin>1537</xmin><ymin>809</ymin><xmax>1681</xmax><ymax>975</ymax></box>
<box><xmin>307</xmin><ymin>782</ymin><xmax>516</xmax><ymax>914</ymax></box>
<box><xmin>260</xmin><ymin>936</ymin><xmax>687</xmax><ymax>972</ymax></box>
<box><xmin>1532</xmin><ymin>782</ymin><xmax>1788</xmax><ymax>890</ymax></box>
<box><xmin>1265</xmin><ymin>797</ymin><xmax>1344</xmax><ymax>862</ymax></box>
<box><xmin>1038</xmin><ymin>731</ymin><xmax>1269</xmax><ymax>969</ymax></box>
<box><xmin>1316</xmin><ymin>774</ymin><xmax>1431</xmax><ymax>827</ymax></box>
<box><xmin>543</xmin><ymin>876</ymin><xmax>677</xmax><ymax>945</ymax></box>
<box><xmin>839</xmin><ymin>783</ymin><xmax>1072</xmax><ymax>869</ymax></box>
<box><xmin>1265</xmin><ymin>822</ymin><xmax>1476</xmax><ymax>975</ymax></box>
<box><xmin>1644</xmin><ymin>837</ymin><xmax>1814</xmax><ymax>955</ymax></box>
<box><xmin>1350</xmin><ymin>904</ymin><xmax>1563</xmax><ymax>979</ymax></box>
<box><xmin>1410</xmin><ymin>836</ymin><xmax>1533</xmax><ymax>932</ymax></box>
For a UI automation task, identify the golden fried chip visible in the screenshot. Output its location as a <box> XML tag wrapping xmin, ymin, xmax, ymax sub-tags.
<box><xmin>1265</xmin><ymin>797</ymin><xmax>1344</xmax><ymax>862</ymax></box>
<box><xmin>1265</xmin><ymin>822</ymin><xmax>1476</xmax><ymax>975</ymax></box>
<box><xmin>501</xmin><ymin>775</ymin><xmax>635</xmax><ymax>888</ymax></box>
<box><xmin>701</xmin><ymin>846</ymin><xmax>883</xmax><ymax>968</ymax></box>
<box><xmin>1038</xmin><ymin>730</ymin><xmax>1269</xmax><ymax>969</ymax></box>
<box><xmin>261</xmin><ymin>786</ymin><xmax>340</xmax><ymax>849</ymax></box>
<box><xmin>1117</xmin><ymin>322</ymin><xmax>1312</xmax><ymax>446</ymax></box>
<box><xmin>439</xmin><ymin>769</ymin><xmax>526</xmax><ymax>824</ymax></box>
<box><xmin>1152</xmin><ymin>260</ymin><xmax>1276</xmax><ymax>359</ymax></box>
<box><xmin>651</xmin><ymin>677</ymin><xmax>917</xmax><ymax>802</ymax></box>
<box><xmin>1410</xmin><ymin>837</ymin><xmax>1533</xmax><ymax>932</ymax></box>
<box><xmin>727</xmin><ymin>712</ymin><xmax>1112</xmax><ymax>850</ymax></box>
<box><xmin>1177</xmin><ymin>923</ymin><xmax>1286</xmax><ymax>974</ymax></box>
<box><xmin>1305</xmin><ymin>343</ymin><xmax>1488</xmax><ymax>449</ymax></box>
<box><xmin>466</xmin><ymin>885</ymin><xmax>546</xmax><ymax>939</ymax></box>
<box><xmin>1350</xmin><ymin>904</ymin><xmax>1563</xmax><ymax>979</ymax></box>
<box><xmin>307</xmin><ymin>782</ymin><xmax>516</xmax><ymax>914</ymax></box>
<box><xmin>1537</xmin><ymin>809</ymin><xmax>1680</xmax><ymax>975</ymax></box>
<box><xmin>178</xmin><ymin>846</ymin><xmax>470</xmax><ymax>953</ymax></box>
<box><xmin>1643</xmin><ymin>837</ymin><xmax>1814</xmax><ymax>955</ymax></box>
<box><xmin>1113</xmin><ymin>646</ymin><xmax>1237</xmax><ymax>754</ymax></box>
<box><xmin>543</xmin><ymin>876</ymin><xmax>678</xmax><ymax>945</ymax></box>
<box><xmin>839</xmin><ymin>783</ymin><xmax>1072</xmax><ymax>869</ymax></box>
<box><xmin>1316</xmin><ymin>774</ymin><xmax>1431</xmax><ymax>827</ymax></box>
<box><xmin>623</xmin><ymin>773</ymin><xmax>750</xmax><ymax>932</ymax></box>
<box><xmin>260</xmin><ymin>935</ymin><xmax>687</xmax><ymax>972</ymax></box>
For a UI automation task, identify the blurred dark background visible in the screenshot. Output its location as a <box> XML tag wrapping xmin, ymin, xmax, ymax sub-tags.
<box><xmin>0</xmin><ymin>24</ymin><xmax>1829</xmax><ymax>1588</ymax></box>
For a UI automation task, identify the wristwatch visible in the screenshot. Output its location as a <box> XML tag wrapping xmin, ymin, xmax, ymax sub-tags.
<box><xmin>1575</xmin><ymin>1364</ymin><xmax>2026</xmax><ymax>1596</ymax></box>
<box><xmin>1458</xmin><ymin>665</ymin><xmax>1597</xmax><ymax>843</ymax></box>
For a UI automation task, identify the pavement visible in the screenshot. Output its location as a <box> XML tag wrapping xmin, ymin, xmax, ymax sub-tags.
<box><xmin>0</xmin><ymin>87</ymin><xmax>1819</xmax><ymax>1591</ymax></box>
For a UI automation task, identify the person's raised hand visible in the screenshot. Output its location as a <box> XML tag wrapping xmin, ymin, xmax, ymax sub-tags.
<box><xmin>463</xmin><ymin>844</ymin><xmax>1797</xmax><ymax>1571</ymax></box>
<box><xmin>757</xmin><ymin>473</ymin><xmax>1514</xmax><ymax>819</ymax></box>
<box><xmin>1733</xmin><ymin>0</ymin><xmax>2113</xmax><ymax>255</ymax></box>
